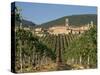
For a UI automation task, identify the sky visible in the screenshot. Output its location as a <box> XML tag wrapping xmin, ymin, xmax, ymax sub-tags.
<box><xmin>15</xmin><ymin>2</ymin><xmax>97</xmax><ymax>25</ymax></box>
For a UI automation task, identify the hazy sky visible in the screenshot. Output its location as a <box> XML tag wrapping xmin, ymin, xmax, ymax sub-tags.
<box><xmin>16</xmin><ymin>2</ymin><xmax>97</xmax><ymax>24</ymax></box>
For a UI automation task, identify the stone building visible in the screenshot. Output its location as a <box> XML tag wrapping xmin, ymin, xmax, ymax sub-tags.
<box><xmin>34</xmin><ymin>28</ymin><xmax>43</xmax><ymax>34</ymax></box>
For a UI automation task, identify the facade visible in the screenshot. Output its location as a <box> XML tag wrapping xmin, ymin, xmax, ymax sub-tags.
<box><xmin>34</xmin><ymin>28</ymin><xmax>43</xmax><ymax>34</ymax></box>
<box><xmin>48</xmin><ymin>25</ymin><xmax>71</xmax><ymax>35</ymax></box>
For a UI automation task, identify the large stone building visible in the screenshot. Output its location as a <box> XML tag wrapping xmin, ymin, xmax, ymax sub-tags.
<box><xmin>48</xmin><ymin>25</ymin><xmax>70</xmax><ymax>34</ymax></box>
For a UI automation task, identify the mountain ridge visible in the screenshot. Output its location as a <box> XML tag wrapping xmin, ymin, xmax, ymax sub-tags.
<box><xmin>37</xmin><ymin>14</ymin><xmax>97</xmax><ymax>28</ymax></box>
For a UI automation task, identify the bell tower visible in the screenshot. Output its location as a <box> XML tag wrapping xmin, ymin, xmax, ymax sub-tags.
<box><xmin>65</xmin><ymin>18</ymin><xmax>69</xmax><ymax>27</ymax></box>
<box><xmin>90</xmin><ymin>21</ymin><xmax>93</xmax><ymax>27</ymax></box>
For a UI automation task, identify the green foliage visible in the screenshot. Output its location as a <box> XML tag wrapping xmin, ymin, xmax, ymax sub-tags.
<box><xmin>15</xmin><ymin>28</ymin><xmax>57</xmax><ymax>72</ymax></box>
<box><xmin>64</xmin><ymin>26</ymin><xmax>97</xmax><ymax>67</ymax></box>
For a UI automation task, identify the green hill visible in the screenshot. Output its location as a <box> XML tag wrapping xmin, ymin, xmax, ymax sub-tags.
<box><xmin>39</xmin><ymin>14</ymin><xmax>97</xmax><ymax>28</ymax></box>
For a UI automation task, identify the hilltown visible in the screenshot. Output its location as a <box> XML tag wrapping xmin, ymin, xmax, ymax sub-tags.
<box><xmin>34</xmin><ymin>18</ymin><xmax>94</xmax><ymax>36</ymax></box>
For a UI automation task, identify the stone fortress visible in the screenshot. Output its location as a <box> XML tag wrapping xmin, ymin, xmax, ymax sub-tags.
<box><xmin>34</xmin><ymin>18</ymin><xmax>94</xmax><ymax>35</ymax></box>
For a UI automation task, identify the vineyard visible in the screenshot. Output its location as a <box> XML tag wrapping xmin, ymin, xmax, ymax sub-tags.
<box><xmin>15</xmin><ymin>26</ymin><xmax>97</xmax><ymax>73</ymax></box>
<box><xmin>12</xmin><ymin>5</ymin><xmax>97</xmax><ymax>73</ymax></box>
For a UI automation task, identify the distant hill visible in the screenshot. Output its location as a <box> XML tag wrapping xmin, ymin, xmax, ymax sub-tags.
<box><xmin>15</xmin><ymin>19</ymin><xmax>36</xmax><ymax>27</ymax></box>
<box><xmin>39</xmin><ymin>14</ymin><xmax>97</xmax><ymax>28</ymax></box>
<box><xmin>22</xmin><ymin>19</ymin><xmax>36</xmax><ymax>27</ymax></box>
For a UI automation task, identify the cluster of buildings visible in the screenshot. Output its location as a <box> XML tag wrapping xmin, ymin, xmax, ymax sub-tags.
<box><xmin>34</xmin><ymin>18</ymin><xmax>94</xmax><ymax>35</ymax></box>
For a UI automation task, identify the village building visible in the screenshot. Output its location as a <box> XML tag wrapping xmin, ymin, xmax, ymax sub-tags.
<box><xmin>34</xmin><ymin>28</ymin><xmax>43</xmax><ymax>34</ymax></box>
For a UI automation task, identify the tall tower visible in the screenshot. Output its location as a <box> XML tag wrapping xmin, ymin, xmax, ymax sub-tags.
<box><xmin>65</xmin><ymin>18</ymin><xmax>69</xmax><ymax>27</ymax></box>
<box><xmin>90</xmin><ymin>21</ymin><xmax>94</xmax><ymax>27</ymax></box>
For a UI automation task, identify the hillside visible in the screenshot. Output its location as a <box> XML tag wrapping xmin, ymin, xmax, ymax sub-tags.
<box><xmin>15</xmin><ymin>19</ymin><xmax>36</xmax><ymax>28</ymax></box>
<box><xmin>22</xmin><ymin>19</ymin><xmax>36</xmax><ymax>27</ymax></box>
<box><xmin>39</xmin><ymin>14</ymin><xmax>97</xmax><ymax>28</ymax></box>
